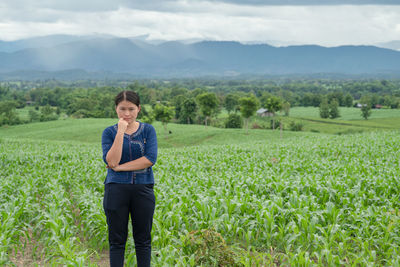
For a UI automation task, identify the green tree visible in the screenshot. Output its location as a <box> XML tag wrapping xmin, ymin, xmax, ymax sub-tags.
<box><xmin>370</xmin><ymin>94</ymin><xmax>379</xmax><ymax>107</ymax></box>
<box><xmin>264</xmin><ymin>96</ymin><xmax>282</xmax><ymax>129</ymax></box>
<box><xmin>67</xmin><ymin>98</ymin><xmax>96</xmax><ymax>117</ymax></box>
<box><xmin>180</xmin><ymin>98</ymin><xmax>197</xmax><ymax>124</ymax></box>
<box><xmin>264</xmin><ymin>96</ymin><xmax>282</xmax><ymax>115</ymax></box>
<box><xmin>196</xmin><ymin>93</ymin><xmax>219</xmax><ymax>126</ymax></box>
<box><xmin>29</xmin><ymin>109</ymin><xmax>40</xmax><ymax>122</ymax></box>
<box><xmin>239</xmin><ymin>95</ymin><xmax>259</xmax><ymax>134</ymax></box>
<box><xmin>328</xmin><ymin>92</ymin><xmax>344</xmax><ymax>106</ymax></box>
<box><xmin>128</xmin><ymin>82</ymin><xmax>158</xmax><ymax>104</ymax></box>
<box><xmin>361</xmin><ymin>104</ymin><xmax>372</xmax><ymax>120</ymax></box>
<box><xmin>344</xmin><ymin>93</ymin><xmax>354</xmax><ymax>107</ymax></box>
<box><xmin>360</xmin><ymin>96</ymin><xmax>372</xmax><ymax>120</ymax></box>
<box><xmin>138</xmin><ymin>105</ymin><xmax>154</xmax><ymax>124</ymax></box>
<box><xmin>0</xmin><ymin>100</ymin><xmax>17</xmax><ymax>115</ymax></box>
<box><xmin>0</xmin><ymin>100</ymin><xmax>20</xmax><ymax>126</ymax></box>
<box><xmin>319</xmin><ymin>99</ymin><xmax>330</xmax><ymax>119</ymax></box>
<box><xmin>282</xmin><ymin>101</ymin><xmax>290</xmax><ymax>116</ymax></box>
<box><xmin>170</xmin><ymin>87</ymin><xmax>188</xmax><ymax>99</ymax></box>
<box><xmin>40</xmin><ymin>105</ymin><xmax>59</xmax><ymax>121</ymax></box>
<box><xmin>259</xmin><ymin>92</ymin><xmax>273</xmax><ymax>107</ymax></box>
<box><xmin>329</xmin><ymin>99</ymin><xmax>340</xmax><ymax>119</ymax></box>
<box><xmin>190</xmin><ymin>88</ymin><xmax>207</xmax><ymax>99</ymax></box>
<box><xmin>301</xmin><ymin>93</ymin><xmax>321</xmax><ymax>107</ymax></box>
<box><xmin>41</xmin><ymin>105</ymin><xmax>54</xmax><ymax>116</ymax></box>
<box><xmin>390</xmin><ymin>98</ymin><xmax>400</xmax><ymax>109</ymax></box>
<box><xmin>224</xmin><ymin>94</ymin><xmax>239</xmax><ymax>114</ymax></box>
<box><xmin>154</xmin><ymin>104</ymin><xmax>175</xmax><ymax>134</ymax></box>
<box><xmin>172</xmin><ymin>95</ymin><xmax>187</xmax><ymax>121</ymax></box>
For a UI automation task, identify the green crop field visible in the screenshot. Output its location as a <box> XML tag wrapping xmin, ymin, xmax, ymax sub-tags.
<box><xmin>0</xmin><ymin>119</ymin><xmax>400</xmax><ymax>266</ymax></box>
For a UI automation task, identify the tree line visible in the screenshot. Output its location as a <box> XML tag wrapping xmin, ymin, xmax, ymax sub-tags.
<box><xmin>0</xmin><ymin>79</ymin><xmax>399</xmax><ymax>127</ymax></box>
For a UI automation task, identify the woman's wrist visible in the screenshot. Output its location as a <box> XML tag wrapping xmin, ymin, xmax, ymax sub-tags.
<box><xmin>116</xmin><ymin>129</ymin><xmax>125</xmax><ymax>137</ymax></box>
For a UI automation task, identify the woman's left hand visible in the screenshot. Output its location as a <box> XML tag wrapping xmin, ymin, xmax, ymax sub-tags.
<box><xmin>106</xmin><ymin>165</ymin><xmax>121</xmax><ymax>172</ymax></box>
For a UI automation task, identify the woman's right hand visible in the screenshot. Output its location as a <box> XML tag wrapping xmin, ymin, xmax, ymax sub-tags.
<box><xmin>117</xmin><ymin>118</ymin><xmax>129</xmax><ymax>133</ymax></box>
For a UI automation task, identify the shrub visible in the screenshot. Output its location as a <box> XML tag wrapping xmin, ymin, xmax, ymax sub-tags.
<box><xmin>270</xmin><ymin>118</ymin><xmax>281</xmax><ymax>130</ymax></box>
<box><xmin>289</xmin><ymin>121</ymin><xmax>304</xmax><ymax>131</ymax></box>
<box><xmin>211</xmin><ymin>118</ymin><xmax>225</xmax><ymax>128</ymax></box>
<box><xmin>40</xmin><ymin>114</ymin><xmax>59</xmax><ymax>122</ymax></box>
<box><xmin>72</xmin><ymin>109</ymin><xmax>90</xmax><ymax>118</ymax></box>
<box><xmin>29</xmin><ymin>110</ymin><xmax>40</xmax><ymax>122</ymax></box>
<box><xmin>225</xmin><ymin>114</ymin><xmax>243</xmax><ymax>128</ymax></box>
<box><xmin>251</xmin><ymin>121</ymin><xmax>269</xmax><ymax>129</ymax></box>
<box><xmin>182</xmin><ymin>229</ymin><xmax>243</xmax><ymax>267</ymax></box>
<box><xmin>140</xmin><ymin>115</ymin><xmax>154</xmax><ymax>124</ymax></box>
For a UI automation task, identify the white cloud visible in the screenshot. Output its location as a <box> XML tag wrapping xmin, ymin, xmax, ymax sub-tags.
<box><xmin>0</xmin><ymin>1</ymin><xmax>399</xmax><ymax>46</ymax></box>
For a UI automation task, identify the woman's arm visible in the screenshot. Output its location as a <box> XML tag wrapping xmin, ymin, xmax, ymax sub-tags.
<box><xmin>111</xmin><ymin>124</ymin><xmax>158</xmax><ymax>172</ymax></box>
<box><xmin>111</xmin><ymin>156</ymin><xmax>153</xmax><ymax>171</ymax></box>
<box><xmin>105</xmin><ymin>119</ymin><xmax>128</xmax><ymax>168</ymax></box>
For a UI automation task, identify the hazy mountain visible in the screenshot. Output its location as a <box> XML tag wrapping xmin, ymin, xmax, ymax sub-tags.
<box><xmin>0</xmin><ymin>34</ymin><xmax>114</xmax><ymax>53</ymax></box>
<box><xmin>1</xmin><ymin>35</ymin><xmax>400</xmax><ymax>78</ymax></box>
<box><xmin>375</xmin><ymin>40</ymin><xmax>400</xmax><ymax>51</ymax></box>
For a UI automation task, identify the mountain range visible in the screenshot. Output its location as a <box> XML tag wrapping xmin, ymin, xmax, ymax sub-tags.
<box><xmin>1</xmin><ymin>35</ymin><xmax>400</xmax><ymax>79</ymax></box>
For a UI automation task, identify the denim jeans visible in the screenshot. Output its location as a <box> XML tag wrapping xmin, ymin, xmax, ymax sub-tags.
<box><xmin>103</xmin><ymin>183</ymin><xmax>155</xmax><ymax>267</ymax></box>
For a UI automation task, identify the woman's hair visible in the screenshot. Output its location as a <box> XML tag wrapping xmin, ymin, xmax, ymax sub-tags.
<box><xmin>115</xmin><ymin>90</ymin><xmax>140</xmax><ymax>107</ymax></box>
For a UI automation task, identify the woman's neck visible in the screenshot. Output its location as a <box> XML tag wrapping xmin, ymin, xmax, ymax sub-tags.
<box><xmin>125</xmin><ymin>121</ymin><xmax>139</xmax><ymax>134</ymax></box>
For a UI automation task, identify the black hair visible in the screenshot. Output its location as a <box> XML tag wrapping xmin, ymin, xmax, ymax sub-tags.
<box><xmin>115</xmin><ymin>90</ymin><xmax>140</xmax><ymax>107</ymax></box>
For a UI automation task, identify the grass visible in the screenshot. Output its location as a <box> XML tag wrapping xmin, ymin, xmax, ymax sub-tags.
<box><xmin>15</xmin><ymin>106</ymin><xmax>36</xmax><ymax>121</ymax></box>
<box><xmin>246</xmin><ymin>107</ymin><xmax>400</xmax><ymax>135</ymax></box>
<box><xmin>5</xmin><ymin>106</ymin><xmax>400</xmax><ymax>144</ymax></box>
<box><xmin>289</xmin><ymin>106</ymin><xmax>400</xmax><ymax>120</ymax></box>
<box><xmin>0</xmin><ymin>118</ymin><xmax>308</xmax><ymax>148</ymax></box>
<box><xmin>0</xmin><ymin>118</ymin><xmax>107</xmax><ymax>144</ymax></box>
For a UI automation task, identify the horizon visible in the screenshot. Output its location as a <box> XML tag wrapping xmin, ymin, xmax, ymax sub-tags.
<box><xmin>0</xmin><ymin>33</ymin><xmax>398</xmax><ymax>49</ymax></box>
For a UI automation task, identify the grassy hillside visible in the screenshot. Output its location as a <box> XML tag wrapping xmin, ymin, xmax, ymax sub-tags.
<box><xmin>289</xmin><ymin>106</ymin><xmax>400</xmax><ymax>120</ymax></box>
<box><xmin>0</xmin><ymin>118</ymin><xmax>308</xmax><ymax>148</ymax></box>
<box><xmin>247</xmin><ymin>107</ymin><xmax>400</xmax><ymax>135</ymax></box>
<box><xmin>13</xmin><ymin>106</ymin><xmax>400</xmax><ymax>137</ymax></box>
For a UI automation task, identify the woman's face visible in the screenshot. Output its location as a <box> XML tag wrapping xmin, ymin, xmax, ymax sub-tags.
<box><xmin>116</xmin><ymin>100</ymin><xmax>140</xmax><ymax>125</ymax></box>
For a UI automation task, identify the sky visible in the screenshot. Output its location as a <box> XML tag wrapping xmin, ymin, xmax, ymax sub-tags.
<box><xmin>0</xmin><ymin>0</ymin><xmax>399</xmax><ymax>47</ymax></box>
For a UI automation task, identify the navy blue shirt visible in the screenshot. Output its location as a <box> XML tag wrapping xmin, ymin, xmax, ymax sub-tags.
<box><xmin>101</xmin><ymin>122</ymin><xmax>158</xmax><ymax>184</ymax></box>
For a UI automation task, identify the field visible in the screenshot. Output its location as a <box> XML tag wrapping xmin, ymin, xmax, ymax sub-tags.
<box><xmin>1</xmin><ymin>118</ymin><xmax>400</xmax><ymax>266</ymax></box>
<box><xmin>14</xmin><ymin>106</ymin><xmax>400</xmax><ymax>136</ymax></box>
<box><xmin>0</xmin><ymin>119</ymin><xmax>305</xmax><ymax>148</ymax></box>
<box><xmin>249</xmin><ymin>107</ymin><xmax>400</xmax><ymax>135</ymax></box>
<box><xmin>289</xmin><ymin>107</ymin><xmax>400</xmax><ymax>120</ymax></box>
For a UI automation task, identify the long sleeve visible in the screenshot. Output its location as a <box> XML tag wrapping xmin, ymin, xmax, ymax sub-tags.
<box><xmin>101</xmin><ymin>127</ymin><xmax>114</xmax><ymax>165</ymax></box>
<box><xmin>143</xmin><ymin>124</ymin><xmax>158</xmax><ymax>165</ymax></box>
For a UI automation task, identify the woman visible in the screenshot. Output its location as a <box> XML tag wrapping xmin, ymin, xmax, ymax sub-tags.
<box><xmin>101</xmin><ymin>90</ymin><xmax>157</xmax><ymax>267</ymax></box>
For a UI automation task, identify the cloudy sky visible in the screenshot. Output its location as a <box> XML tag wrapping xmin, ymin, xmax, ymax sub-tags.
<box><xmin>0</xmin><ymin>0</ymin><xmax>399</xmax><ymax>46</ymax></box>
